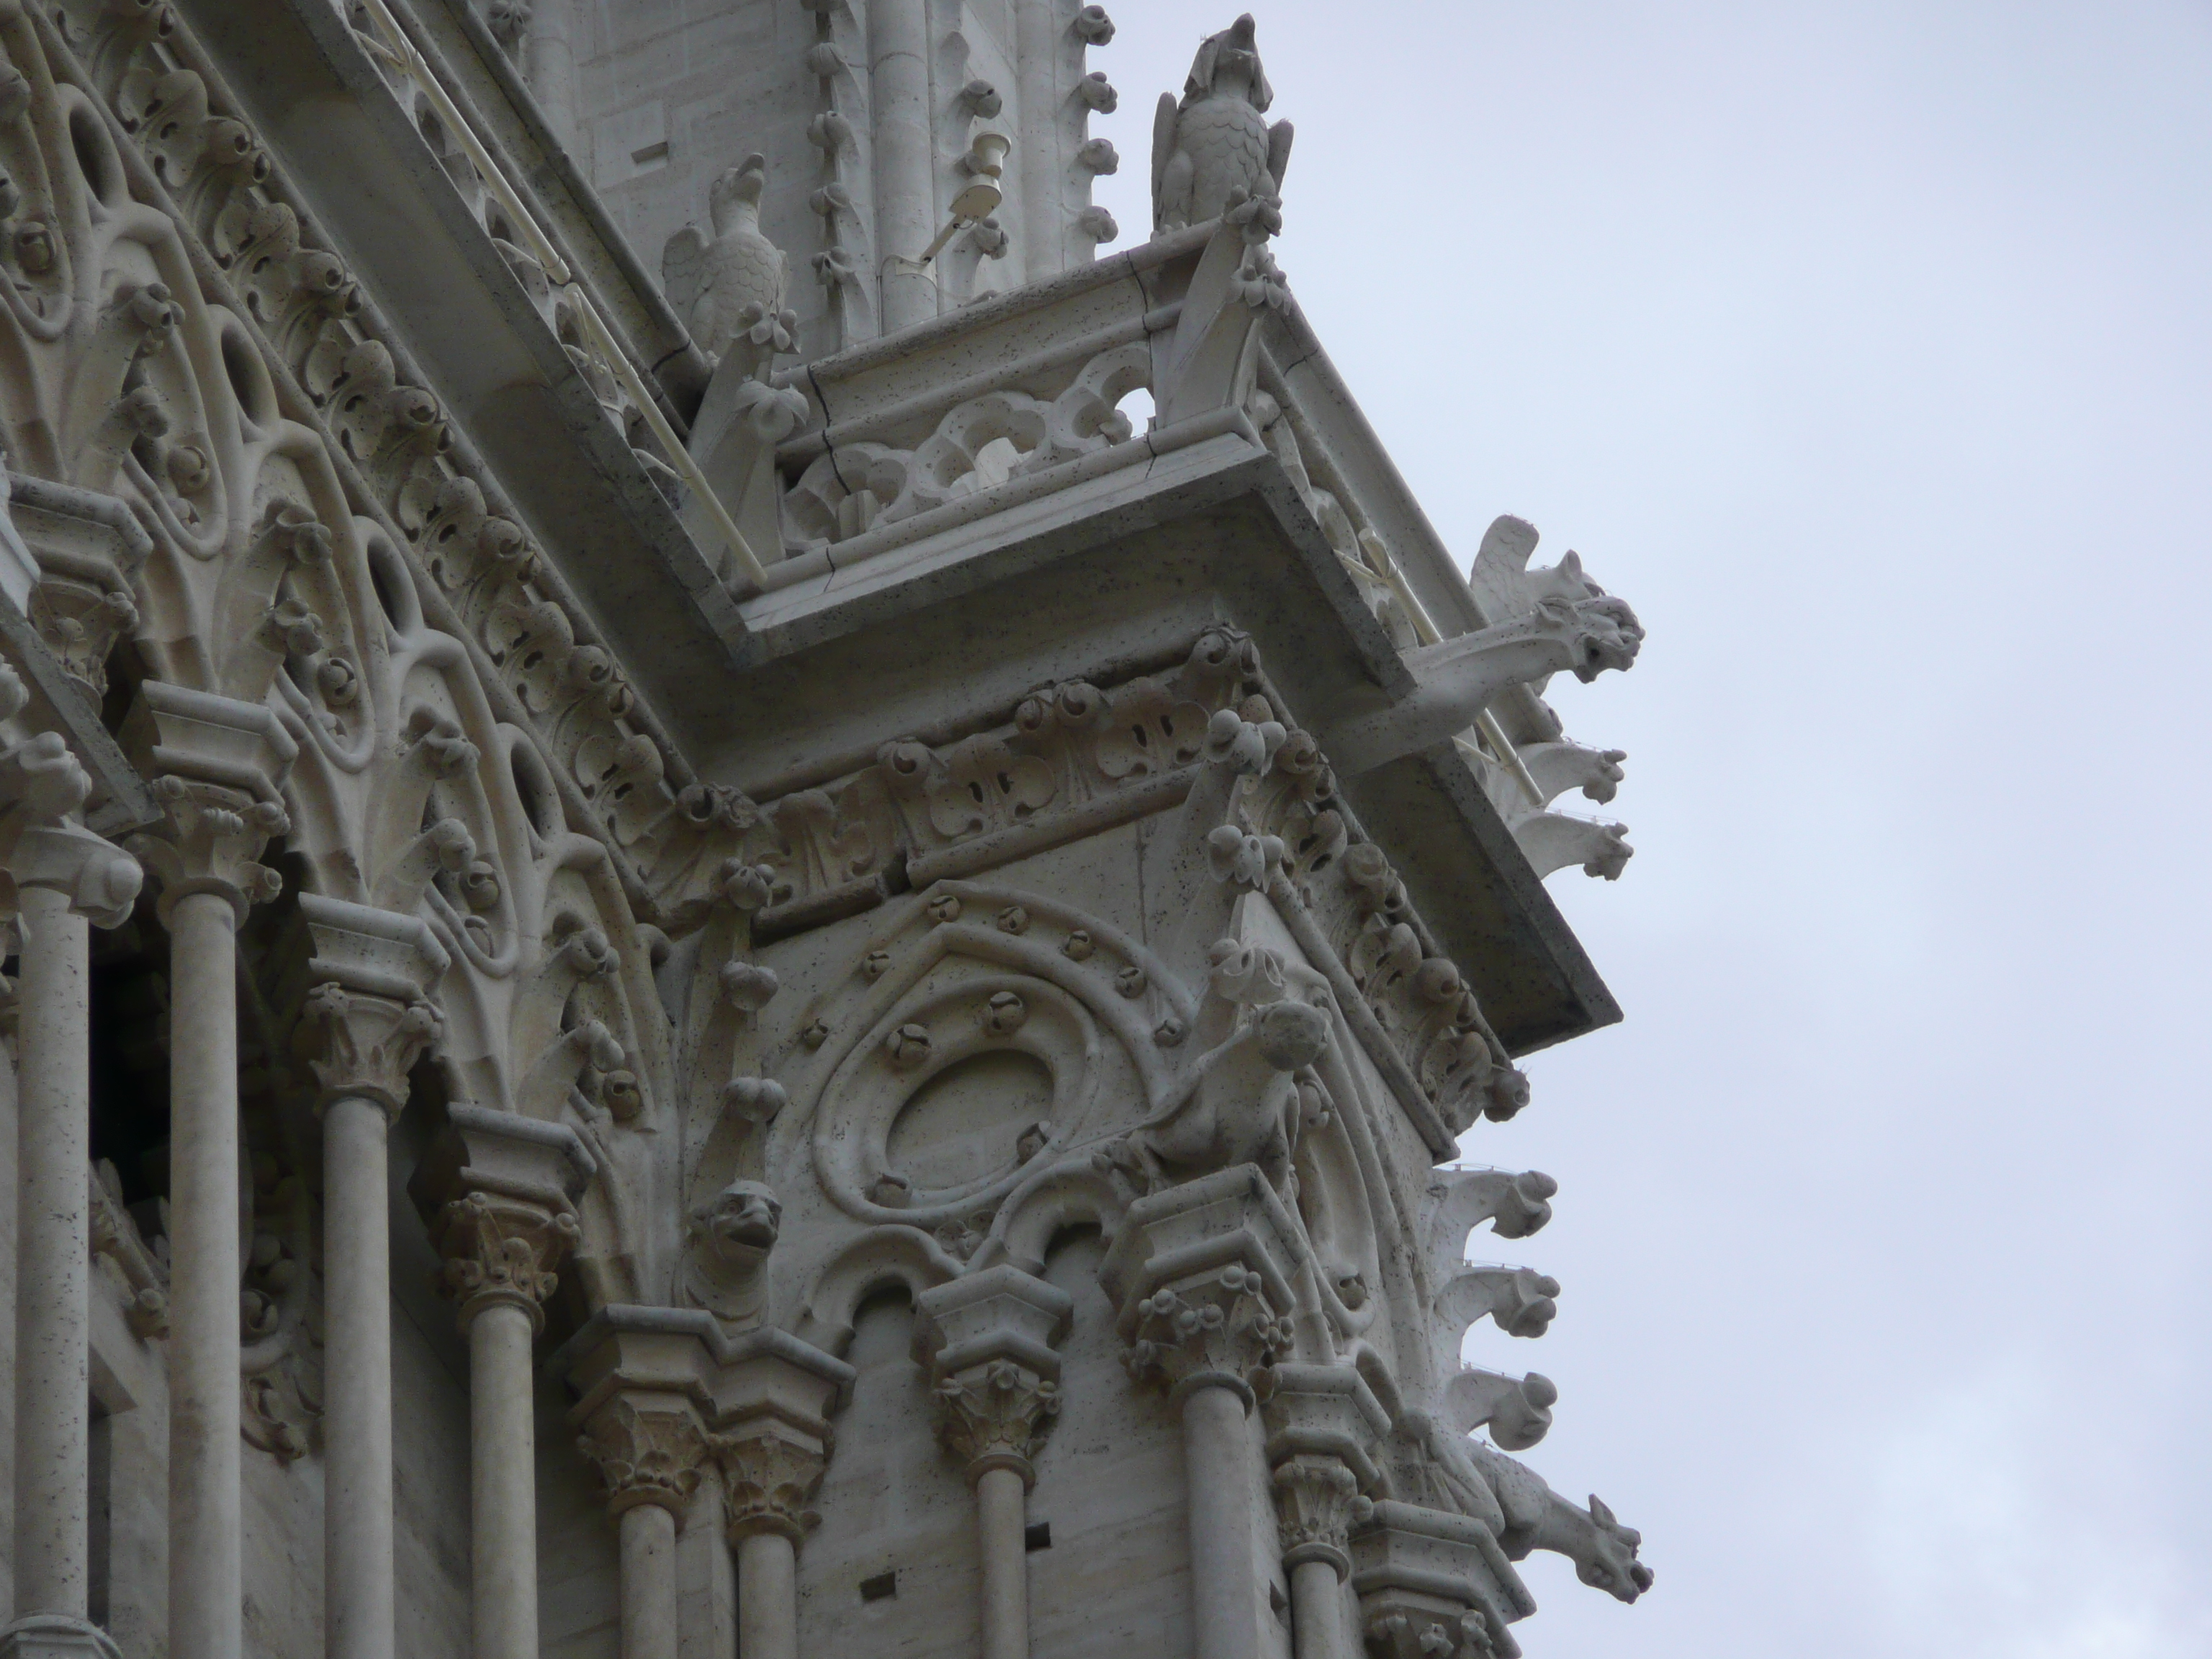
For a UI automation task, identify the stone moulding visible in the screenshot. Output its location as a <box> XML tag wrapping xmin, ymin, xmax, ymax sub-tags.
<box><xmin>732</xmin><ymin>626</ymin><xmax>1511</xmax><ymax>1154</ymax></box>
<box><xmin>48</xmin><ymin>0</ymin><xmax>745</xmax><ymax>930</ymax></box>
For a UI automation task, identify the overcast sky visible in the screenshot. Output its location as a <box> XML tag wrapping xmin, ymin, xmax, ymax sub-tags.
<box><xmin>1084</xmin><ymin>4</ymin><xmax>2212</xmax><ymax>1655</ymax></box>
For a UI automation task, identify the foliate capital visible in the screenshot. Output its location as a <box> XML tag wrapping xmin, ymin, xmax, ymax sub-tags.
<box><xmin>432</xmin><ymin>1189</ymin><xmax>577</xmax><ymax>1334</ymax></box>
<box><xmin>1272</xmin><ymin>1454</ymin><xmax>1370</xmax><ymax>1578</ymax></box>
<box><xmin>932</xmin><ymin>1359</ymin><xmax>1061</xmax><ymax>1488</ymax></box>
<box><xmin>134</xmin><ymin>775</ymin><xmax>287</xmax><ymax>925</ymax></box>
<box><xmin>712</xmin><ymin>1427</ymin><xmax>827</xmax><ymax>1545</ymax></box>
<box><xmin>298</xmin><ymin>984</ymin><xmax>441</xmax><ymax>1119</ymax></box>
<box><xmin>1122</xmin><ymin>1261</ymin><xmax>1292</xmax><ymax>1407</ymax></box>
<box><xmin>4</xmin><ymin>821</ymin><xmax>141</xmax><ymax>927</ymax></box>
<box><xmin>577</xmin><ymin>1390</ymin><xmax>706</xmax><ymax>1519</ymax></box>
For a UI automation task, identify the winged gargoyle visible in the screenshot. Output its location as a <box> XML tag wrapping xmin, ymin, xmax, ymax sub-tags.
<box><xmin>1151</xmin><ymin>14</ymin><xmax>1294</xmax><ymax>232</ymax></box>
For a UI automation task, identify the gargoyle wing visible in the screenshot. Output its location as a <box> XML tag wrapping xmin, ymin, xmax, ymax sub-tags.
<box><xmin>662</xmin><ymin>225</ymin><xmax>709</xmax><ymax>318</ymax></box>
<box><xmin>1469</xmin><ymin>513</ymin><xmax>1542</xmax><ymax>621</ymax></box>
<box><xmin>1151</xmin><ymin>91</ymin><xmax>1178</xmax><ymax>209</ymax></box>
<box><xmin>1267</xmin><ymin>118</ymin><xmax>1295</xmax><ymax>194</ymax></box>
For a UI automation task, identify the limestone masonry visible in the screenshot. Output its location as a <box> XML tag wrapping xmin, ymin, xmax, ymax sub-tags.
<box><xmin>0</xmin><ymin>4</ymin><xmax>1653</xmax><ymax>1658</ymax></box>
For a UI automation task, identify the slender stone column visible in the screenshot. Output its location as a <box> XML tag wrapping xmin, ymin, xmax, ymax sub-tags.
<box><xmin>708</xmin><ymin>1335</ymin><xmax>850</xmax><ymax>1659</ymax></box>
<box><xmin>575</xmin><ymin>1390</ymin><xmax>705</xmax><ymax>1659</ymax></box>
<box><xmin>868</xmin><ymin>0</ymin><xmax>937</xmax><ymax>330</ymax></box>
<box><xmin>916</xmin><ymin>1266</ymin><xmax>1073</xmax><ymax>1659</ymax></box>
<box><xmin>0</xmin><ymin>761</ymin><xmax>140</xmax><ymax>1659</ymax></box>
<box><xmin>1102</xmin><ymin>1166</ymin><xmax>1307</xmax><ymax>1659</ymax></box>
<box><xmin>1258</xmin><ymin>1365</ymin><xmax>1388</xmax><ymax>1659</ymax></box>
<box><xmin>125</xmin><ymin>682</ymin><xmax>295</xmax><ymax>1659</ymax></box>
<box><xmin>295</xmin><ymin>896</ymin><xmax>449</xmax><ymax>1659</ymax></box>
<box><xmin>414</xmin><ymin>1106</ymin><xmax>593</xmax><ymax>1659</ymax></box>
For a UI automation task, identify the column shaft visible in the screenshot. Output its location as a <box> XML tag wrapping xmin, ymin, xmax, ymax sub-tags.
<box><xmin>323</xmin><ymin>1094</ymin><xmax>395</xmax><ymax>1659</ymax></box>
<box><xmin>617</xmin><ymin>1504</ymin><xmax>678</xmax><ymax>1659</ymax></box>
<box><xmin>1288</xmin><ymin>1559</ymin><xmax>1340</xmax><ymax>1659</ymax></box>
<box><xmin>467</xmin><ymin>1301</ymin><xmax>540</xmax><ymax>1659</ymax></box>
<box><xmin>734</xmin><ymin>1531</ymin><xmax>796</xmax><ymax>1659</ymax></box>
<box><xmin>1014</xmin><ymin>0</ymin><xmax>1061</xmax><ymax>279</ymax></box>
<box><xmin>1183</xmin><ymin>1383</ymin><xmax>1264</xmax><ymax>1659</ymax></box>
<box><xmin>974</xmin><ymin>1465</ymin><xmax>1029</xmax><ymax>1659</ymax></box>
<box><xmin>868</xmin><ymin>0</ymin><xmax>937</xmax><ymax>331</ymax></box>
<box><xmin>166</xmin><ymin>889</ymin><xmax>242</xmax><ymax>1659</ymax></box>
<box><xmin>12</xmin><ymin>887</ymin><xmax>90</xmax><ymax>1619</ymax></box>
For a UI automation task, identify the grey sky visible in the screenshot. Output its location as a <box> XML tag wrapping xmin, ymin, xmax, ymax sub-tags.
<box><xmin>1083</xmin><ymin>4</ymin><xmax>2212</xmax><ymax>1654</ymax></box>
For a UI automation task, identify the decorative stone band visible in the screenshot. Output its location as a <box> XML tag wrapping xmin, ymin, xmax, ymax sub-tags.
<box><xmin>914</xmin><ymin>1264</ymin><xmax>1073</xmax><ymax>1488</ymax></box>
<box><xmin>1349</xmin><ymin>1500</ymin><xmax>1537</xmax><ymax>1659</ymax></box>
<box><xmin>1099</xmin><ymin>1164</ymin><xmax>1305</xmax><ymax>1411</ymax></box>
<box><xmin>548</xmin><ymin>1308</ymin><xmax>855</xmax><ymax>1544</ymax></box>
<box><xmin>296</xmin><ymin>894</ymin><xmax>451</xmax><ymax>1117</ymax></box>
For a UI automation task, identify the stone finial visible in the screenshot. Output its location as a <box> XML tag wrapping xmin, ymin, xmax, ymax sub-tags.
<box><xmin>295</xmin><ymin>893</ymin><xmax>451</xmax><ymax>1117</ymax></box>
<box><xmin>1100</xmin><ymin>1164</ymin><xmax>1304</xmax><ymax>1406</ymax></box>
<box><xmin>914</xmin><ymin>1265</ymin><xmax>1072</xmax><ymax>1487</ymax></box>
<box><xmin>576</xmin><ymin>1389</ymin><xmax>707</xmax><ymax>1519</ymax></box>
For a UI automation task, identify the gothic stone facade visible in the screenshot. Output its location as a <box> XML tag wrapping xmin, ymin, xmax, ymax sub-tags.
<box><xmin>0</xmin><ymin>4</ymin><xmax>1650</xmax><ymax>1659</ymax></box>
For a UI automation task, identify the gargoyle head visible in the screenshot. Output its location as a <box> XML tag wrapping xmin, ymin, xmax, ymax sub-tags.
<box><xmin>710</xmin><ymin>153</ymin><xmax>769</xmax><ymax>231</ymax></box>
<box><xmin>688</xmin><ymin>1179</ymin><xmax>781</xmax><ymax>1268</ymax></box>
<box><xmin>1185</xmin><ymin>14</ymin><xmax>1272</xmax><ymax>111</ymax></box>
<box><xmin>1532</xmin><ymin>593</ymin><xmax>1645</xmax><ymax>684</ymax></box>
<box><xmin>1253</xmin><ymin>997</ymin><xmax>1328</xmax><ymax>1071</ymax></box>
<box><xmin>1578</xmin><ymin>1494</ymin><xmax>1655</xmax><ymax>1602</ymax></box>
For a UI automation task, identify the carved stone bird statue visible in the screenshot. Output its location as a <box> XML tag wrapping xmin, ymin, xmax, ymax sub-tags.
<box><xmin>1151</xmin><ymin>13</ymin><xmax>1293</xmax><ymax>233</ymax></box>
<box><xmin>662</xmin><ymin>153</ymin><xmax>786</xmax><ymax>364</ymax></box>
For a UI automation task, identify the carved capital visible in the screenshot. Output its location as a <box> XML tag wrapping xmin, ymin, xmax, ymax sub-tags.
<box><xmin>4</xmin><ymin>821</ymin><xmax>141</xmax><ymax>928</ymax></box>
<box><xmin>123</xmin><ymin>682</ymin><xmax>295</xmax><ymax>923</ymax></box>
<box><xmin>577</xmin><ymin>1389</ymin><xmax>706</xmax><ymax>1519</ymax></box>
<box><xmin>431</xmin><ymin>1190</ymin><xmax>577</xmax><ymax>1334</ymax></box>
<box><xmin>1100</xmin><ymin>1164</ymin><xmax>1305</xmax><ymax>1408</ymax></box>
<box><xmin>1120</xmin><ymin>1262</ymin><xmax>1291</xmax><ymax>1405</ymax></box>
<box><xmin>932</xmin><ymin>1359</ymin><xmax>1061</xmax><ymax>1488</ymax></box>
<box><xmin>712</xmin><ymin>1427</ymin><xmax>827</xmax><ymax>1545</ymax></box>
<box><xmin>1272</xmin><ymin>1455</ymin><xmax>1369</xmax><ymax>1578</ymax></box>
<box><xmin>299</xmin><ymin>986</ymin><xmax>441</xmax><ymax>1119</ymax></box>
<box><xmin>1364</xmin><ymin>1605</ymin><xmax>1503</xmax><ymax>1659</ymax></box>
<box><xmin>132</xmin><ymin>776</ymin><xmax>287</xmax><ymax>924</ymax></box>
<box><xmin>914</xmin><ymin>1264</ymin><xmax>1071</xmax><ymax>1485</ymax></box>
<box><xmin>296</xmin><ymin>894</ymin><xmax>450</xmax><ymax>1115</ymax></box>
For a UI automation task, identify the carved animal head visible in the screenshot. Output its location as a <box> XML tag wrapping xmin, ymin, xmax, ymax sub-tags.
<box><xmin>1185</xmin><ymin>14</ymin><xmax>1273</xmax><ymax>111</ymax></box>
<box><xmin>709</xmin><ymin>154</ymin><xmax>769</xmax><ymax>232</ymax></box>
<box><xmin>688</xmin><ymin>1179</ymin><xmax>781</xmax><ymax>1267</ymax></box>
<box><xmin>1578</xmin><ymin>1494</ymin><xmax>1654</xmax><ymax>1602</ymax></box>
<box><xmin>1254</xmin><ymin>997</ymin><xmax>1328</xmax><ymax>1071</ymax></box>
<box><xmin>1531</xmin><ymin>593</ymin><xmax>1644</xmax><ymax>684</ymax></box>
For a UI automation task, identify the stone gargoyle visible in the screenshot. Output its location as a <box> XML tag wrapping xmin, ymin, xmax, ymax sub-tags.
<box><xmin>1096</xmin><ymin>938</ymin><xmax>1330</xmax><ymax>1198</ymax></box>
<box><xmin>1415</xmin><ymin>1411</ymin><xmax>1654</xmax><ymax>1604</ymax></box>
<box><xmin>678</xmin><ymin>1178</ymin><xmax>781</xmax><ymax>1326</ymax></box>
<box><xmin>1151</xmin><ymin>13</ymin><xmax>1294</xmax><ymax>232</ymax></box>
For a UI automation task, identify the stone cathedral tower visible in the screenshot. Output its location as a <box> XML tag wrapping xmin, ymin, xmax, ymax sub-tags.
<box><xmin>0</xmin><ymin>4</ymin><xmax>1652</xmax><ymax>1659</ymax></box>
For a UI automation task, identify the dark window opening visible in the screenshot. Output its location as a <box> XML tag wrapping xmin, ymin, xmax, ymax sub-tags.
<box><xmin>1025</xmin><ymin>1521</ymin><xmax>1052</xmax><ymax>1552</ymax></box>
<box><xmin>858</xmin><ymin>1571</ymin><xmax>896</xmax><ymax>1603</ymax></box>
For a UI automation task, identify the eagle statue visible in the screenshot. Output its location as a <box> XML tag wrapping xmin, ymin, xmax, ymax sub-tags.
<box><xmin>1151</xmin><ymin>13</ymin><xmax>1294</xmax><ymax>233</ymax></box>
<box><xmin>662</xmin><ymin>152</ymin><xmax>788</xmax><ymax>365</ymax></box>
